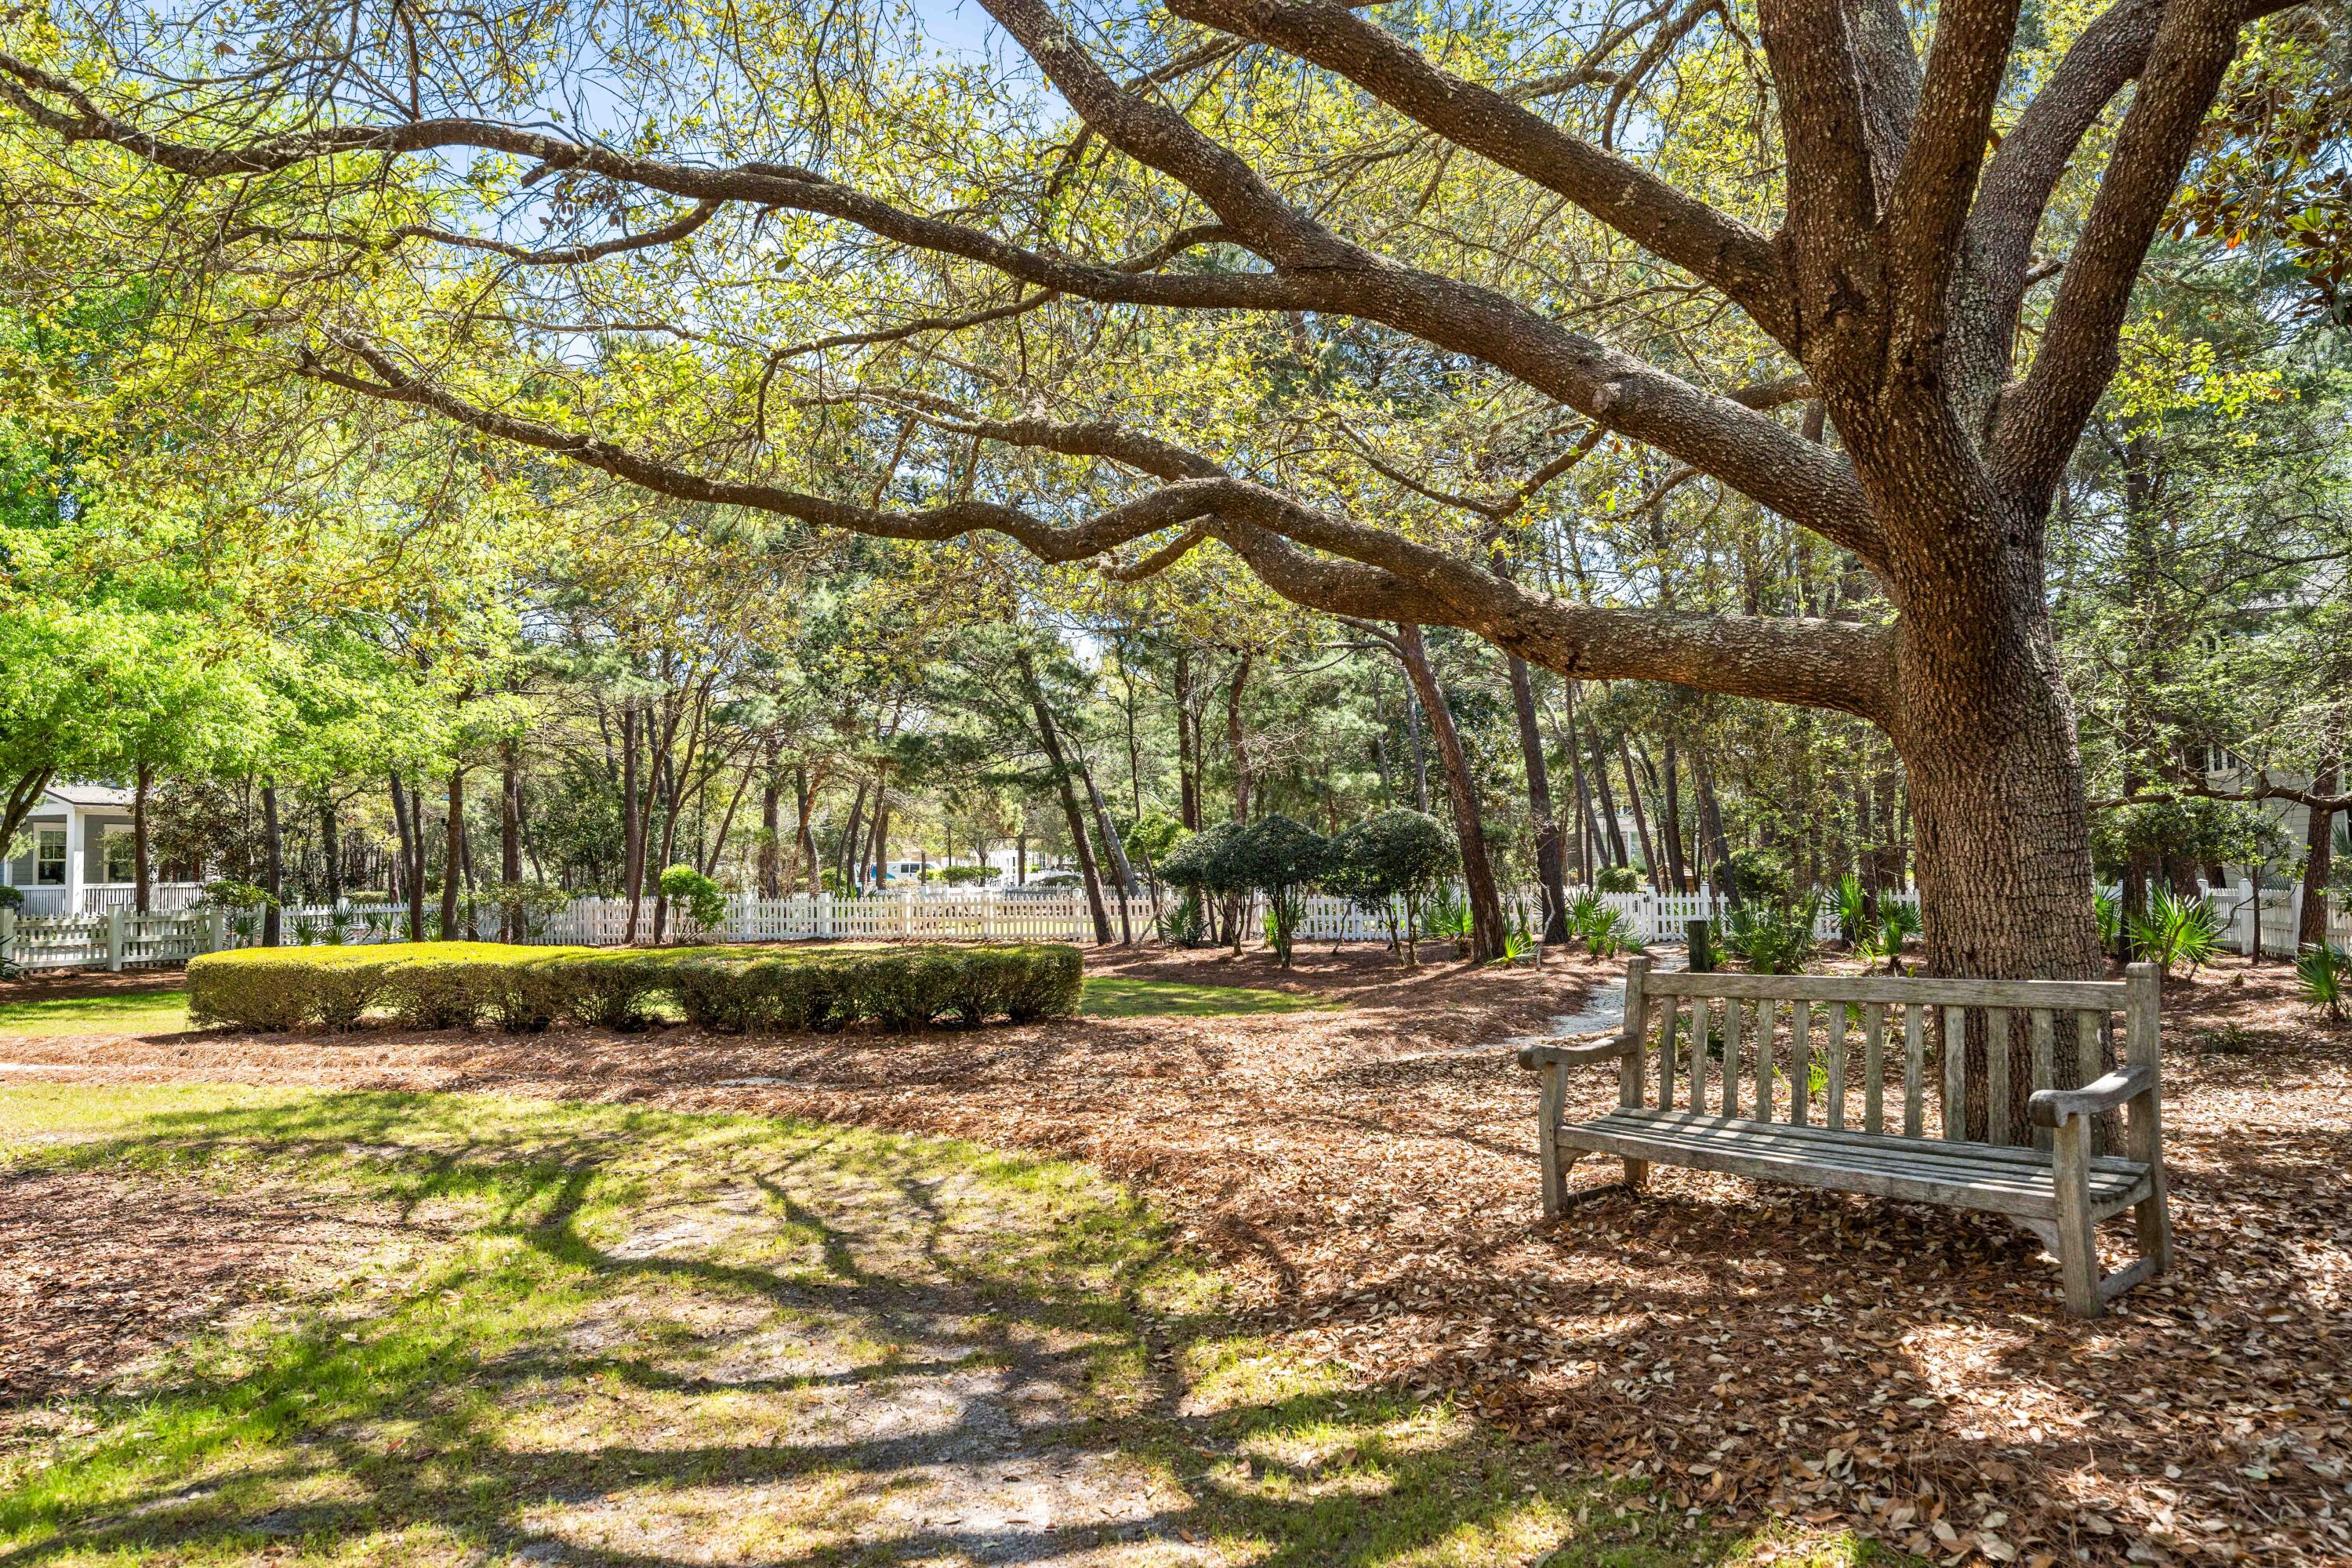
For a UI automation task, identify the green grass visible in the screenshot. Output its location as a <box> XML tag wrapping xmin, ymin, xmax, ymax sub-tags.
<box><xmin>0</xmin><ymin>988</ymin><xmax>192</xmax><ymax>1037</ymax></box>
<box><xmin>1080</xmin><ymin>976</ymin><xmax>1340</xmax><ymax>1018</ymax></box>
<box><xmin>0</xmin><ymin>1083</ymin><xmax>1883</xmax><ymax>1566</ymax></box>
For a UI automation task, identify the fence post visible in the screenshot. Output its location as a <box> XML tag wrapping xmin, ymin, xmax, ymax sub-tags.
<box><xmin>106</xmin><ymin>908</ymin><xmax>126</xmax><ymax>972</ymax></box>
<box><xmin>0</xmin><ymin>907</ymin><xmax>13</xmax><ymax>971</ymax></box>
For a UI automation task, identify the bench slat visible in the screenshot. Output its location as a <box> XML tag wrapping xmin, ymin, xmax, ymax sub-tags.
<box><xmin>1646</xmin><ymin>972</ymin><xmax>2125</xmax><ymax>1007</ymax></box>
<box><xmin>1791</xmin><ymin>1001</ymin><xmax>1813</xmax><ymax>1127</ymax></box>
<box><xmin>1863</xmin><ymin>1004</ymin><xmax>1886</xmax><ymax>1134</ymax></box>
<box><xmin>1988</xmin><ymin>1007</ymin><xmax>2011</xmax><ymax>1148</ymax></box>
<box><xmin>1825</xmin><ymin>1002</ymin><xmax>1847</xmax><ymax>1131</ymax></box>
<box><xmin>1657</xmin><ymin>993</ymin><xmax>1679</xmax><ymax>1110</ymax></box>
<box><xmin>1559</xmin><ymin>1109</ymin><xmax>2150</xmax><ymax>1220</ymax></box>
<box><xmin>2031</xmin><ymin>1008</ymin><xmax>2056</xmax><ymax>1152</ymax></box>
<box><xmin>1904</xmin><ymin>1004</ymin><xmax>1925</xmax><ymax>1138</ymax></box>
<box><xmin>1944</xmin><ymin>1005</ymin><xmax>1967</xmax><ymax>1141</ymax></box>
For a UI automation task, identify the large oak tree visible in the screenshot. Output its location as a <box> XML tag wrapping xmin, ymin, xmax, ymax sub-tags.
<box><xmin>0</xmin><ymin>0</ymin><xmax>2314</xmax><ymax>978</ymax></box>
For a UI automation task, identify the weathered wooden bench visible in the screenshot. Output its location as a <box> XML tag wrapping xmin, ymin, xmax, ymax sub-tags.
<box><xmin>1517</xmin><ymin>958</ymin><xmax>2172</xmax><ymax>1317</ymax></box>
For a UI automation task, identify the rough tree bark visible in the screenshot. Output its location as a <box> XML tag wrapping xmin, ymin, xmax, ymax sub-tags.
<box><xmin>440</xmin><ymin>768</ymin><xmax>464</xmax><ymax>941</ymax></box>
<box><xmin>132</xmin><ymin>761</ymin><xmax>151</xmax><ymax>915</ymax></box>
<box><xmin>2300</xmin><ymin>728</ymin><xmax>2341</xmax><ymax>953</ymax></box>
<box><xmin>1508</xmin><ymin>653</ymin><xmax>1570</xmax><ymax>942</ymax></box>
<box><xmin>1225</xmin><ymin>653</ymin><xmax>1254</xmax><ymax>823</ymax></box>
<box><xmin>260</xmin><ymin>782</ymin><xmax>283</xmax><ymax>946</ymax></box>
<box><xmin>500</xmin><ymin>742</ymin><xmax>523</xmax><ymax>940</ymax></box>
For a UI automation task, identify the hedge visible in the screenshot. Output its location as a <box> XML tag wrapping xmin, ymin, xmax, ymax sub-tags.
<box><xmin>187</xmin><ymin>941</ymin><xmax>1083</xmax><ymax>1035</ymax></box>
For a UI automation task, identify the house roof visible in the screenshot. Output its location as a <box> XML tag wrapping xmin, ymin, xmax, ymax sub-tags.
<box><xmin>42</xmin><ymin>782</ymin><xmax>134</xmax><ymax>810</ymax></box>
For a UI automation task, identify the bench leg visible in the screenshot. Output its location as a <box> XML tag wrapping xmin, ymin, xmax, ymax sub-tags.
<box><xmin>2051</xmin><ymin>1117</ymin><xmax>2103</xmax><ymax>1318</ymax></box>
<box><xmin>1538</xmin><ymin>1065</ymin><xmax>1569</xmax><ymax>1219</ymax></box>
<box><xmin>1621</xmin><ymin>1156</ymin><xmax>1649</xmax><ymax>1190</ymax></box>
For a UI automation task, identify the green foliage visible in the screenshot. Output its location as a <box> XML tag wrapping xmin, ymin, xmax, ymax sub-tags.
<box><xmin>492</xmin><ymin>882</ymin><xmax>575</xmax><ymax>941</ymax></box>
<box><xmin>1834</xmin><ymin>873</ymin><xmax>1869</xmax><ymax>944</ymax></box>
<box><xmin>188</xmin><ymin>941</ymin><xmax>1083</xmax><ymax>1035</ymax></box>
<box><xmin>0</xmin><ymin>885</ymin><xmax>20</xmax><ymax>912</ymax></box>
<box><xmin>2129</xmin><ymin>887</ymin><xmax>2226</xmax><ymax>975</ymax></box>
<box><xmin>656</xmin><ymin>864</ymin><xmax>729</xmax><ymax>931</ymax></box>
<box><xmin>2092</xmin><ymin>798</ymin><xmax>2294</xmax><ymax>880</ymax></box>
<box><xmin>1854</xmin><ymin>901</ymin><xmax>1922</xmax><ymax>975</ymax></box>
<box><xmin>1721</xmin><ymin>894</ymin><xmax>1819</xmax><ymax>975</ymax></box>
<box><xmin>931</xmin><ymin>864</ymin><xmax>994</xmax><ymax>886</ymax></box>
<box><xmin>2296</xmin><ymin>943</ymin><xmax>2349</xmax><ymax>1022</ymax></box>
<box><xmin>1156</xmin><ymin>889</ymin><xmax>1208</xmax><ymax>948</ymax></box>
<box><xmin>1225</xmin><ymin>815</ymin><xmax>1329</xmax><ymax>967</ymax></box>
<box><xmin>1158</xmin><ymin>820</ymin><xmax>1251</xmax><ymax>896</ymax></box>
<box><xmin>1724</xmin><ymin>849</ymin><xmax>1792</xmax><ymax>906</ymax></box>
<box><xmin>1592</xmin><ymin>865</ymin><xmax>1640</xmax><ymax>894</ymax></box>
<box><xmin>1325</xmin><ymin>808</ymin><xmax>1454</xmax><ymax>964</ymax></box>
<box><xmin>198</xmin><ymin>879</ymin><xmax>273</xmax><ymax>910</ymax></box>
<box><xmin>2095</xmin><ymin>887</ymin><xmax>2123</xmax><ymax>951</ymax></box>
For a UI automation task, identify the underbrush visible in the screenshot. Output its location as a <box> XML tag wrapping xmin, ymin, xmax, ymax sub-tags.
<box><xmin>186</xmin><ymin>941</ymin><xmax>1082</xmax><ymax>1034</ymax></box>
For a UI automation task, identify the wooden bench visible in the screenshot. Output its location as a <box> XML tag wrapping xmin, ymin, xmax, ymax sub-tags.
<box><xmin>1517</xmin><ymin>958</ymin><xmax>2173</xmax><ymax>1317</ymax></box>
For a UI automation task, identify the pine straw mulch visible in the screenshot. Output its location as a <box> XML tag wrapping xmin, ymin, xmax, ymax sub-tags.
<box><xmin>2</xmin><ymin>946</ymin><xmax>2348</xmax><ymax>1566</ymax></box>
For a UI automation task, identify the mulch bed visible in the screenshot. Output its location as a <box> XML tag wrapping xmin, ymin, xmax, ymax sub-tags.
<box><xmin>2</xmin><ymin>946</ymin><xmax>2346</xmax><ymax>1565</ymax></box>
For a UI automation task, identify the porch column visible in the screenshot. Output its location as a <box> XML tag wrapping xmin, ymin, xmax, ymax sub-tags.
<box><xmin>63</xmin><ymin>801</ymin><xmax>85</xmax><ymax>915</ymax></box>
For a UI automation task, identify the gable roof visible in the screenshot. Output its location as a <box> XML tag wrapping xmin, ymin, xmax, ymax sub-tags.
<box><xmin>42</xmin><ymin>782</ymin><xmax>134</xmax><ymax>810</ymax></box>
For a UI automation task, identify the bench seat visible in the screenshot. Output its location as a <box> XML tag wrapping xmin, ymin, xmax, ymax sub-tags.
<box><xmin>1559</xmin><ymin>1106</ymin><xmax>2152</xmax><ymax>1221</ymax></box>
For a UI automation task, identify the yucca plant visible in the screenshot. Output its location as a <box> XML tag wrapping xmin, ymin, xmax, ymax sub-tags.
<box><xmin>2129</xmin><ymin>886</ymin><xmax>2224</xmax><ymax>976</ymax></box>
<box><xmin>2296</xmin><ymin>943</ymin><xmax>2349</xmax><ymax>1022</ymax></box>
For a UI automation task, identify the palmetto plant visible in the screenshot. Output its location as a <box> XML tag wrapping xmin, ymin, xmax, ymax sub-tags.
<box><xmin>2129</xmin><ymin>887</ymin><xmax>2225</xmax><ymax>977</ymax></box>
<box><xmin>1722</xmin><ymin>894</ymin><xmax>1820</xmax><ymax>975</ymax></box>
<box><xmin>1857</xmin><ymin>901</ymin><xmax>1923</xmax><ymax>975</ymax></box>
<box><xmin>1834</xmin><ymin>873</ymin><xmax>1870</xmax><ymax>945</ymax></box>
<box><xmin>2296</xmin><ymin>944</ymin><xmax>2349</xmax><ymax>1022</ymax></box>
<box><xmin>2094</xmin><ymin>887</ymin><xmax>2122</xmax><ymax>952</ymax></box>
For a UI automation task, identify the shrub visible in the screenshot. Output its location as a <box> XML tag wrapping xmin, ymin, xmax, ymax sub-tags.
<box><xmin>0</xmin><ymin>884</ymin><xmax>21</xmax><ymax>911</ymax></box>
<box><xmin>931</xmin><ymin>864</ymin><xmax>996</xmax><ymax>886</ymax></box>
<box><xmin>1721</xmin><ymin>894</ymin><xmax>1819</xmax><ymax>975</ymax></box>
<box><xmin>1593</xmin><ymin>865</ymin><xmax>1641</xmax><ymax>894</ymax></box>
<box><xmin>658</xmin><ymin>864</ymin><xmax>729</xmax><ymax>934</ymax></box>
<box><xmin>2129</xmin><ymin>886</ymin><xmax>2223</xmax><ymax>976</ymax></box>
<box><xmin>1226</xmin><ymin>815</ymin><xmax>1330</xmax><ymax>967</ymax></box>
<box><xmin>2296</xmin><ymin>942</ymin><xmax>2349</xmax><ymax>1022</ymax></box>
<box><xmin>191</xmin><ymin>941</ymin><xmax>1083</xmax><ymax>1036</ymax></box>
<box><xmin>1326</xmin><ymin>808</ymin><xmax>1455</xmax><ymax>965</ymax></box>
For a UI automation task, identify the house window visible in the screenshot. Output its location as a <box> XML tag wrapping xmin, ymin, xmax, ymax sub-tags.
<box><xmin>104</xmin><ymin>830</ymin><xmax>136</xmax><ymax>883</ymax></box>
<box><xmin>34</xmin><ymin>827</ymin><xmax>66</xmax><ymax>886</ymax></box>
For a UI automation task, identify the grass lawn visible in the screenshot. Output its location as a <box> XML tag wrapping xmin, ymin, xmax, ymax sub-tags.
<box><xmin>0</xmin><ymin>988</ymin><xmax>192</xmax><ymax>1037</ymax></box>
<box><xmin>1080</xmin><ymin>977</ymin><xmax>1339</xmax><ymax>1018</ymax></box>
<box><xmin>0</xmin><ymin>1083</ymin><xmax>1865</xmax><ymax>1567</ymax></box>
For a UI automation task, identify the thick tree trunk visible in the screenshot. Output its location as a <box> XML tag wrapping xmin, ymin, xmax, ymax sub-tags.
<box><xmin>132</xmin><ymin>761</ymin><xmax>151</xmax><ymax>915</ymax></box>
<box><xmin>839</xmin><ymin>782</ymin><xmax>868</xmax><ymax>892</ymax></box>
<box><xmin>260</xmin><ymin>782</ymin><xmax>283</xmax><ymax>946</ymax></box>
<box><xmin>1693</xmin><ymin>753</ymin><xmax>1734</xmax><ymax>898</ymax></box>
<box><xmin>440</xmin><ymin>768</ymin><xmax>465</xmax><ymax>942</ymax></box>
<box><xmin>1078</xmin><ymin>757</ymin><xmax>1136</xmax><ymax>945</ymax></box>
<box><xmin>2297</xmin><ymin>731</ymin><xmax>2340</xmax><ymax>953</ymax></box>
<box><xmin>1017</xmin><ymin>649</ymin><xmax>1113</xmax><ymax>943</ymax></box>
<box><xmin>1405</xmin><ymin>688</ymin><xmax>1430</xmax><ymax>814</ymax></box>
<box><xmin>1395</xmin><ymin>624</ymin><xmax>1504</xmax><ymax>963</ymax></box>
<box><xmin>1506</xmin><ymin>654</ymin><xmax>1569</xmax><ymax>943</ymax></box>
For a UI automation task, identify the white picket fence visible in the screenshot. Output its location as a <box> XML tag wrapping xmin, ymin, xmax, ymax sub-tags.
<box><xmin>4</xmin><ymin>880</ymin><xmax>2343</xmax><ymax>975</ymax></box>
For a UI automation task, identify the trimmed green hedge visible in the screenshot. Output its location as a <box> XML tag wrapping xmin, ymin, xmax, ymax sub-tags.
<box><xmin>187</xmin><ymin>941</ymin><xmax>1083</xmax><ymax>1035</ymax></box>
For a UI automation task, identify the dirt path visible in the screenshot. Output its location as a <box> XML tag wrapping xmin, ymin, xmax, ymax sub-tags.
<box><xmin>5</xmin><ymin>946</ymin><xmax>2349</xmax><ymax>1564</ymax></box>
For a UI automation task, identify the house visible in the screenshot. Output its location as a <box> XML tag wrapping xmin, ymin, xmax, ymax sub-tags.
<box><xmin>2</xmin><ymin>783</ymin><xmax>205</xmax><ymax>916</ymax></box>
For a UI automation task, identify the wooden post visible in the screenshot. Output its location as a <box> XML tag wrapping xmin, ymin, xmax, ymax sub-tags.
<box><xmin>2124</xmin><ymin>961</ymin><xmax>2173</xmax><ymax>1276</ymax></box>
<box><xmin>106</xmin><ymin>908</ymin><xmax>126</xmax><ymax>973</ymax></box>
<box><xmin>0</xmin><ymin>907</ymin><xmax>13</xmax><ymax>971</ymax></box>
<box><xmin>1620</xmin><ymin>955</ymin><xmax>1650</xmax><ymax>1188</ymax></box>
<box><xmin>1686</xmin><ymin>918</ymin><xmax>1712</xmax><ymax>969</ymax></box>
<box><xmin>2051</xmin><ymin>1112</ymin><xmax>2103</xmax><ymax>1318</ymax></box>
<box><xmin>1537</xmin><ymin>1061</ymin><xmax>1569</xmax><ymax>1219</ymax></box>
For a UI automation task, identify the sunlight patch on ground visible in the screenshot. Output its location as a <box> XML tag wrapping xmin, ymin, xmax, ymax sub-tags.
<box><xmin>0</xmin><ymin>989</ymin><xmax>192</xmax><ymax>1037</ymax></box>
<box><xmin>1080</xmin><ymin>977</ymin><xmax>1339</xmax><ymax>1018</ymax></box>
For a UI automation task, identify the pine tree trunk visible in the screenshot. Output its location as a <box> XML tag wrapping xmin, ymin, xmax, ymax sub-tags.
<box><xmin>501</xmin><ymin>742</ymin><xmax>523</xmax><ymax>939</ymax></box>
<box><xmin>1395</xmin><ymin>624</ymin><xmax>1504</xmax><ymax>963</ymax></box>
<box><xmin>320</xmin><ymin>794</ymin><xmax>342</xmax><ymax>907</ymax></box>
<box><xmin>1506</xmin><ymin>654</ymin><xmax>1570</xmax><ymax>943</ymax></box>
<box><xmin>1174</xmin><ymin>645</ymin><xmax>1200</xmax><ymax>831</ymax></box>
<box><xmin>132</xmin><ymin>761</ymin><xmax>151</xmax><ymax>915</ymax></box>
<box><xmin>440</xmin><ymin>768</ymin><xmax>464</xmax><ymax>942</ymax></box>
<box><xmin>795</xmin><ymin>768</ymin><xmax>818</xmax><ymax>896</ymax></box>
<box><xmin>1226</xmin><ymin>654</ymin><xmax>1254</xmax><ymax>822</ymax></box>
<box><xmin>1618</xmin><ymin>738</ymin><xmax>1658</xmax><ymax>887</ymax></box>
<box><xmin>621</xmin><ymin>705</ymin><xmax>644</xmax><ymax>943</ymax></box>
<box><xmin>758</xmin><ymin>760</ymin><xmax>782</xmax><ymax>899</ymax></box>
<box><xmin>1657</xmin><ymin>740</ymin><xmax>1689</xmax><ymax>893</ymax></box>
<box><xmin>1587</xmin><ymin>726</ymin><xmax>1629</xmax><ymax>867</ymax></box>
<box><xmin>2296</xmin><ymin>730</ymin><xmax>2340</xmax><ymax>953</ymax></box>
<box><xmin>260</xmin><ymin>782</ymin><xmax>283</xmax><ymax>946</ymax></box>
<box><xmin>1016</xmin><ymin>649</ymin><xmax>1113</xmax><ymax>943</ymax></box>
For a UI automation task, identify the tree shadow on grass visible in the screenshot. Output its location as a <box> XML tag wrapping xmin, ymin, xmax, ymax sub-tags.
<box><xmin>2</xmin><ymin>1091</ymin><xmax>1838</xmax><ymax>1566</ymax></box>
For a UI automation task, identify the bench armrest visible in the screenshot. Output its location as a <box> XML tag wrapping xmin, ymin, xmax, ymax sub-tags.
<box><xmin>2027</xmin><ymin>1065</ymin><xmax>2155</xmax><ymax>1128</ymax></box>
<box><xmin>1515</xmin><ymin>1033</ymin><xmax>1638</xmax><ymax>1071</ymax></box>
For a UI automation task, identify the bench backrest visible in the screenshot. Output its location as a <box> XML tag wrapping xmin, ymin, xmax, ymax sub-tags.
<box><xmin>1618</xmin><ymin>958</ymin><xmax>2162</xmax><ymax>1151</ymax></box>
